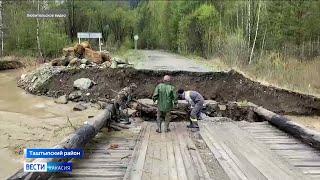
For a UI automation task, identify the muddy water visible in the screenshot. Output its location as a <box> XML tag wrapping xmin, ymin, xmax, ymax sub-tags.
<box><xmin>0</xmin><ymin>70</ymin><xmax>101</xmax><ymax>179</ymax></box>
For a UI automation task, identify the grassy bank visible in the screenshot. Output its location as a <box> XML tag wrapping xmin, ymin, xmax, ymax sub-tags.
<box><xmin>201</xmin><ymin>55</ymin><xmax>320</xmax><ymax>97</ymax></box>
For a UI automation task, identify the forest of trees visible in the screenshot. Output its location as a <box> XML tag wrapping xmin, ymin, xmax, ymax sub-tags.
<box><xmin>1</xmin><ymin>0</ymin><xmax>320</xmax><ymax>66</ymax></box>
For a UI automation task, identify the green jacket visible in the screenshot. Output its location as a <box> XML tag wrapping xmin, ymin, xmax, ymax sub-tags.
<box><xmin>152</xmin><ymin>83</ymin><xmax>177</xmax><ymax>112</ymax></box>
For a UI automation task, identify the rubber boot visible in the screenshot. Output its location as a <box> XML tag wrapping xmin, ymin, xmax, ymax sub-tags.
<box><xmin>164</xmin><ymin>121</ymin><xmax>171</xmax><ymax>132</ymax></box>
<box><xmin>187</xmin><ymin>118</ymin><xmax>199</xmax><ymax>128</ymax></box>
<box><xmin>156</xmin><ymin>121</ymin><xmax>162</xmax><ymax>133</ymax></box>
<box><xmin>187</xmin><ymin>121</ymin><xmax>193</xmax><ymax>128</ymax></box>
<box><xmin>192</xmin><ymin>121</ymin><xmax>199</xmax><ymax>128</ymax></box>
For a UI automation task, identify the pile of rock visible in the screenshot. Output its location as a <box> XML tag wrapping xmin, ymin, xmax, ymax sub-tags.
<box><xmin>54</xmin><ymin>77</ymin><xmax>105</xmax><ymax>111</ymax></box>
<box><xmin>18</xmin><ymin>64</ymin><xmax>65</xmax><ymax>94</ymax></box>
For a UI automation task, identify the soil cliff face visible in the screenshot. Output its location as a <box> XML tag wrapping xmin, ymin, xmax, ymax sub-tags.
<box><xmin>19</xmin><ymin>66</ymin><xmax>320</xmax><ymax>115</ymax></box>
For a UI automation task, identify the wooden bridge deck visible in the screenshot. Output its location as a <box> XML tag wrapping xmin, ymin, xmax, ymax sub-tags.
<box><xmin>127</xmin><ymin>122</ymin><xmax>212</xmax><ymax>180</ymax></box>
<box><xmin>200</xmin><ymin>119</ymin><xmax>320</xmax><ymax>180</ymax></box>
<box><xmin>52</xmin><ymin>127</ymin><xmax>142</xmax><ymax>180</ymax></box>
<box><xmin>238</xmin><ymin>121</ymin><xmax>320</xmax><ymax>179</ymax></box>
<box><xmin>52</xmin><ymin>120</ymin><xmax>320</xmax><ymax>180</ymax></box>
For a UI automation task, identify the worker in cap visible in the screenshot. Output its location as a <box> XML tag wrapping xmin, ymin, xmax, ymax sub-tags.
<box><xmin>177</xmin><ymin>89</ymin><xmax>204</xmax><ymax>129</ymax></box>
<box><xmin>152</xmin><ymin>75</ymin><xmax>177</xmax><ymax>133</ymax></box>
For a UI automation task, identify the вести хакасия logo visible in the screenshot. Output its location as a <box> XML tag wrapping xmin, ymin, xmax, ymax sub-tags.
<box><xmin>23</xmin><ymin>148</ymin><xmax>84</xmax><ymax>173</ymax></box>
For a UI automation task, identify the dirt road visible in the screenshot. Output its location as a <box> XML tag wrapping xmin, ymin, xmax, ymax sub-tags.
<box><xmin>135</xmin><ymin>50</ymin><xmax>209</xmax><ymax>72</ymax></box>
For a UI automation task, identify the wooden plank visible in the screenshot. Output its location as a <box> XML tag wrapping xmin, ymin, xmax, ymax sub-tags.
<box><xmin>291</xmin><ymin>161</ymin><xmax>320</xmax><ymax>167</ymax></box>
<box><xmin>248</xmin><ymin>133</ymin><xmax>287</xmax><ymax>137</ymax></box>
<box><xmin>151</xmin><ymin>124</ymin><xmax>161</xmax><ymax>180</ymax></box>
<box><xmin>245</xmin><ymin>130</ymin><xmax>286</xmax><ymax>134</ymax></box>
<box><xmin>160</xmin><ymin>127</ymin><xmax>169</xmax><ymax>180</ymax></box>
<box><xmin>175</xmin><ymin>123</ymin><xmax>200</xmax><ymax>180</ymax></box>
<box><xmin>77</xmin><ymin>159</ymin><xmax>126</xmax><ymax>163</ymax></box>
<box><xmin>85</xmin><ymin>149</ymin><xmax>132</xmax><ymax>154</ymax></box>
<box><xmin>202</xmin><ymin>125</ymin><xmax>265</xmax><ymax>180</ymax></box>
<box><xmin>171</xmin><ymin>123</ymin><xmax>188</xmax><ymax>180</ymax></box>
<box><xmin>166</xmin><ymin>124</ymin><xmax>179</xmax><ymax>180</ymax></box>
<box><xmin>255</xmin><ymin>136</ymin><xmax>293</xmax><ymax>139</ymax></box>
<box><xmin>129</xmin><ymin>123</ymin><xmax>151</xmax><ymax>180</ymax></box>
<box><xmin>69</xmin><ymin>169</ymin><xmax>125</xmax><ymax>177</ymax></box>
<box><xmin>53</xmin><ymin>176</ymin><xmax>122</xmax><ymax>180</ymax></box>
<box><xmin>269</xmin><ymin>144</ymin><xmax>313</xmax><ymax>150</ymax></box>
<box><xmin>200</xmin><ymin>125</ymin><xmax>247</xmax><ymax>180</ymax></box>
<box><xmin>86</xmin><ymin>153</ymin><xmax>131</xmax><ymax>159</ymax></box>
<box><xmin>262</xmin><ymin>139</ymin><xmax>300</xmax><ymax>144</ymax></box>
<box><xmin>201</xmin><ymin>121</ymin><xmax>306</xmax><ymax>180</ymax></box>
<box><xmin>274</xmin><ymin>149</ymin><xmax>320</xmax><ymax>157</ymax></box>
<box><xmin>275</xmin><ymin>153</ymin><xmax>320</xmax><ymax>159</ymax></box>
<box><xmin>185</xmin><ymin>130</ymin><xmax>211</xmax><ymax>180</ymax></box>
<box><xmin>141</xmin><ymin>125</ymin><xmax>153</xmax><ymax>180</ymax></box>
<box><xmin>297</xmin><ymin>167</ymin><xmax>320</xmax><ymax>173</ymax></box>
<box><xmin>73</xmin><ymin>163</ymin><xmax>127</xmax><ymax>169</ymax></box>
<box><xmin>177</xmin><ymin>123</ymin><xmax>204</xmax><ymax>179</ymax></box>
<box><xmin>220</xmin><ymin>141</ymin><xmax>266</xmax><ymax>180</ymax></box>
<box><xmin>310</xmin><ymin>174</ymin><xmax>320</xmax><ymax>179</ymax></box>
<box><xmin>301</xmin><ymin>169</ymin><xmax>320</xmax><ymax>174</ymax></box>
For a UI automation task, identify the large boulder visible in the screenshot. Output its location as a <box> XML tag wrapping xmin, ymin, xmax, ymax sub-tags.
<box><xmin>73</xmin><ymin>78</ymin><xmax>92</xmax><ymax>90</ymax></box>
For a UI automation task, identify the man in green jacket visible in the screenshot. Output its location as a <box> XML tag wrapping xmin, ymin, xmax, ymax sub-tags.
<box><xmin>152</xmin><ymin>75</ymin><xmax>177</xmax><ymax>133</ymax></box>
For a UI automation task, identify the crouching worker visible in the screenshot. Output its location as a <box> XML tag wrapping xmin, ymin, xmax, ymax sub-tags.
<box><xmin>152</xmin><ymin>75</ymin><xmax>177</xmax><ymax>133</ymax></box>
<box><xmin>177</xmin><ymin>89</ymin><xmax>204</xmax><ymax>128</ymax></box>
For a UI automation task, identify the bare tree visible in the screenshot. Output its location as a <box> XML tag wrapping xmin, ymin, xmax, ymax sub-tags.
<box><xmin>36</xmin><ymin>0</ymin><xmax>43</xmax><ymax>58</ymax></box>
<box><xmin>0</xmin><ymin>1</ymin><xmax>3</xmax><ymax>56</ymax></box>
<box><xmin>249</xmin><ymin>0</ymin><xmax>261</xmax><ymax>64</ymax></box>
<box><xmin>247</xmin><ymin>0</ymin><xmax>251</xmax><ymax>49</ymax></box>
<box><xmin>236</xmin><ymin>5</ymin><xmax>239</xmax><ymax>29</ymax></box>
<box><xmin>218</xmin><ymin>3</ymin><xmax>222</xmax><ymax>50</ymax></box>
<box><xmin>259</xmin><ymin>26</ymin><xmax>267</xmax><ymax>60</ymax></box>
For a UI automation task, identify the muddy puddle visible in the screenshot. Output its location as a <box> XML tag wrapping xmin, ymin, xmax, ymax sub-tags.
<box><xmin>0</xmin><ymin>70</ymin><xmax>101</xmax><ymax>179</ymax></box>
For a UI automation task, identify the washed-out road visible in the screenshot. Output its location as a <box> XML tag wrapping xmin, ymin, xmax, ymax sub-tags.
<box><xmin>135</xmin><ymin>50</ymin><xmax>209</xmax><ymax>72</ymax></box>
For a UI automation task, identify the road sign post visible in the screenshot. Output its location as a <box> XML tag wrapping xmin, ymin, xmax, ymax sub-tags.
<box><xmin>134</xmin><ymin>35</ymin><xmax>139</xmax><ymax>50</ymax></box>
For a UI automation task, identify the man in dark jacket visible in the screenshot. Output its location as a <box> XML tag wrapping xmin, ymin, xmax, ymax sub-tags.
<box><xmin>152</xmin><ymin>75</ymin><xmax>177</xmax><ymax>133</ymax></box>
<box><xmin>178</xmin><ymin>89</ymin><xmax>204</xmax><ymax>128</ymax></box>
